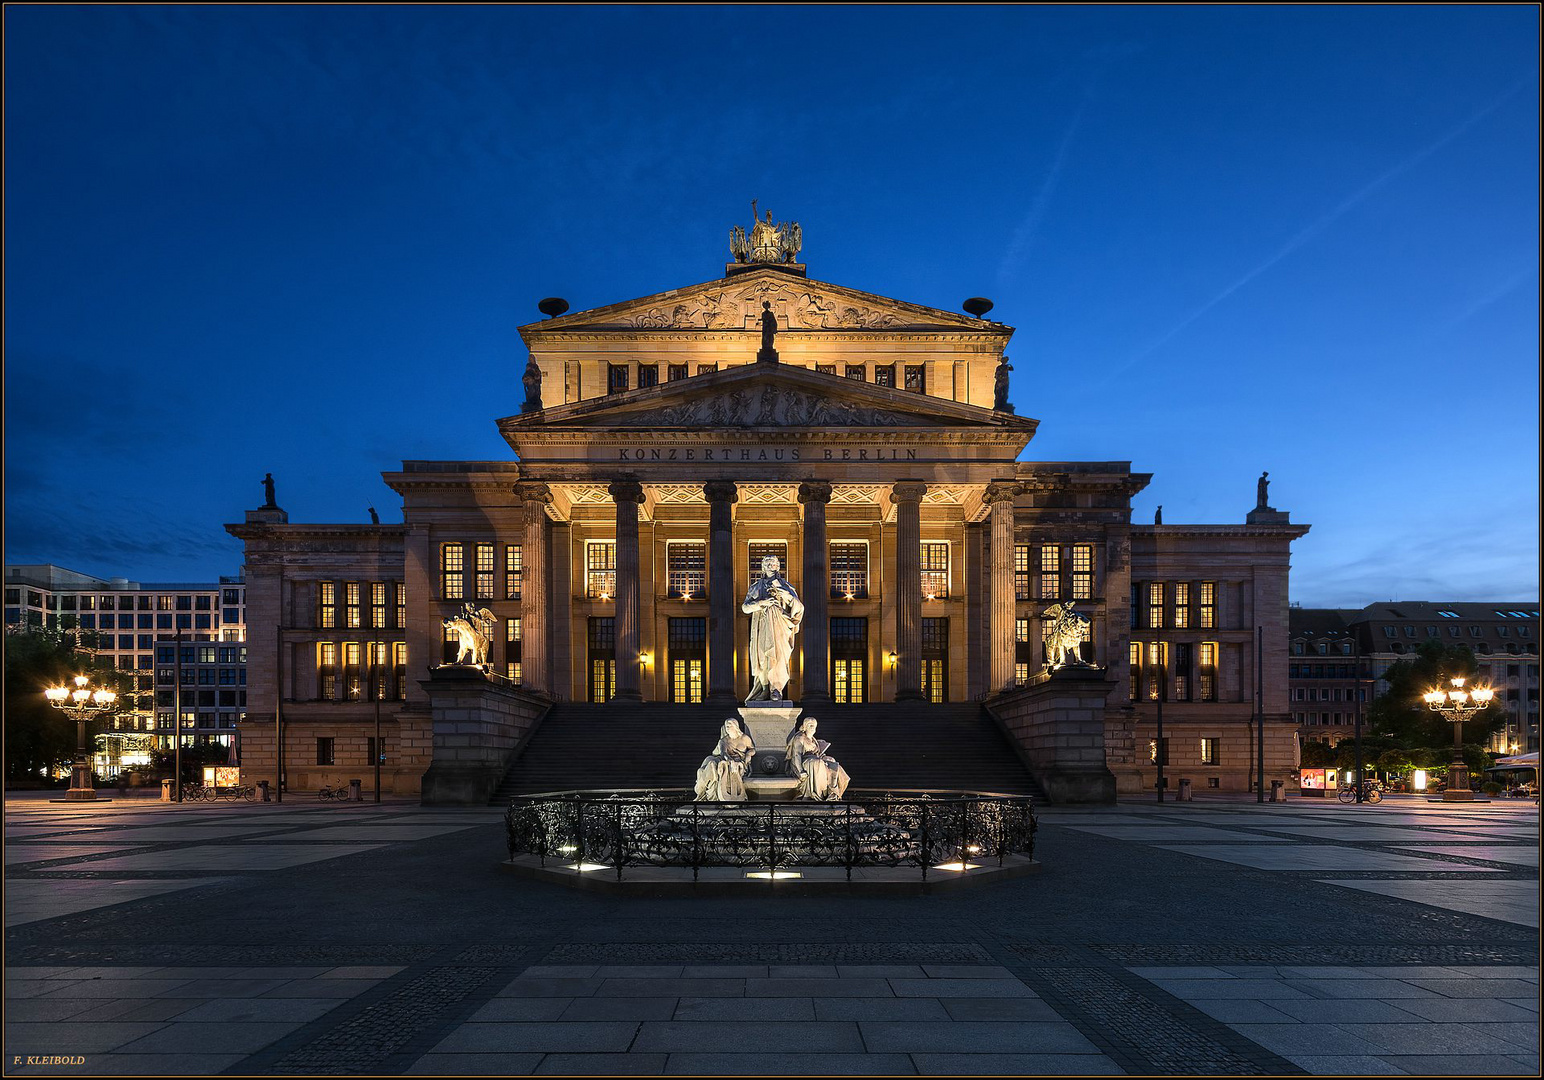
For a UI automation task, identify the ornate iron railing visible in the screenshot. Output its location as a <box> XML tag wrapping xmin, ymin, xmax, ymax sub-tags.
<box><xmin>505</xmin><ymin>789</ymin><xmax>1037</xmax><ymax>882</ymax></box>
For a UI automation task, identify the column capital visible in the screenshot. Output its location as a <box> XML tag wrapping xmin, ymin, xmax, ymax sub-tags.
<box><xmin>797</xmin><ymin>480</ymin><xmax>833</xmax><ymax>505</ymax></box>
<box><xmin>513</xmin><ymin>480</ymin><xmax>552</xmax><ymax>504</ymax></box>
<box><xmin>608</xmin><ymin>479</ymin><xmax>645</xmax><ymax>505</ymax></box>
<box><xmin>891</xmin><ymin>479</ymin><xmax>927</xmax><ymax>504</ymax></box>
<box><xmin>702</xmin><ymin>480</ymin><xmax>739</xmax><ymax>505</ymax></box>
<box><xmin>983</xmin><ymin>481</ymin><xmax>1020</xmax><ymax>505</ymax></box>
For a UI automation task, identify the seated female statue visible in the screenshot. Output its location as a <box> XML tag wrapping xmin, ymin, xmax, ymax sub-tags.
<box><xmin>784</xmin><ymin>717</ymin><xmax>850</xmax><ymax>801</ymax></box>
<box><xmin>693</xmin><ymin>719</ymin><xmax>756</xmax><ymax>801</ymax></box>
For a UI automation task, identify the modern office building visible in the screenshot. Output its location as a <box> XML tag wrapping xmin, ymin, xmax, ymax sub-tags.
<box><xmin>226</xmin><ymin>215</ymin><xmax>1312</xmax><ymax>801</ymax></box>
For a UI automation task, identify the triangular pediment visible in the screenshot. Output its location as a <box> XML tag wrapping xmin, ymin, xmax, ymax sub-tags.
<box><xmin>500</xmin><ymin>362</ymin><xmax>1036</xmax><ymax>435</ymax></box>
<box><xmin>518</xmin><ymin>268</ymin><xmax>1011</xmax><ymax>337</ymax></box>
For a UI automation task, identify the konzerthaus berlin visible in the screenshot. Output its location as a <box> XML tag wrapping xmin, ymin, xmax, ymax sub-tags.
<box><xmin>229</xmin><ymin>215</ymin><xmax>1309</xmax><ymax>804</ymax></box>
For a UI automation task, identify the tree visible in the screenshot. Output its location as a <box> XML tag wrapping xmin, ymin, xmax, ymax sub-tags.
<box><xmin>1300</xmin><ymin>741</ymin><xmax>1334</xmax><ymax>767</ymax></box>
<box><xmin>3</xmin><ymin>627</ymin><xmax>125</xmax><ymax>782</ymax></box>
<box><xmin>1366</xmin><ymin>640</ymin><xmax>1506</xmax><ymax>747</ymax></box>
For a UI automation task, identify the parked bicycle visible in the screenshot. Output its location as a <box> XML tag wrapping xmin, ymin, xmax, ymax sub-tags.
<box><xmin>317</xmin><ymin>780</ymin><xmax>351</xmax><ymax>801</ymax></box>
<box><xmin>1338</xmin><ymin>780</ymin><xmax>1383</xmax><ymax>804</ymax></box>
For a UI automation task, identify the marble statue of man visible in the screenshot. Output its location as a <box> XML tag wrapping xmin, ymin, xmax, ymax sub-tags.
<box><xmin>694</xmin><ymin>719</ymin><xmax>756</xmax><ymax>801</ymax></box>
<box><xmin>785</xmin><ymin>717</ymin><xmax>850</xmax><ymax>801</ymax></box>
<box><xmin>742</xmin><ymin>555</ymin><xmax>804</xmax><ymax>703</ymax></box>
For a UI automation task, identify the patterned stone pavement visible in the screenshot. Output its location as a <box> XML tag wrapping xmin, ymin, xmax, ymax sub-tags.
<box><xmin>2</xmin><ymin>791</ymin><xmax>1538</xmax><ymax>1075</ymax></box>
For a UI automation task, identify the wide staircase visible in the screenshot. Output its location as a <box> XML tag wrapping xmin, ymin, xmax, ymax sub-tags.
<box><xmin>489</xmin><ymin>702</ymin><xmax>1046</xmax><ymax>804</ymax></box>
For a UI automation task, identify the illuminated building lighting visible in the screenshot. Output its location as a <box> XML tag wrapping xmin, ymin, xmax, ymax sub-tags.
<box><xmin>933</xmin><ymin>862</ymin><xmax>980</xmax><ymax>872</ymax></box>
<box><xmin>1413</xmin><ymin>769</ymin><xmax>1428</xmax><ymax>791</ymax></box>
<box><xmin>745</xmin><ymin>870</ymin><xmax>803</xmax><ymax>880</ymax></box>
<box><xmin>965</xmin><ymin>844</ymin><xmax>983</xmax><ymax>854</ymax></box>
<box><xmin>557</xmin><ymin>844</ymin><xmax>578</xmax><ymax>853</ymax></box>
<box><xmin>564</xmin><ymin>862</ymin><xmax>609</xmax><ymax>872</ymax></box>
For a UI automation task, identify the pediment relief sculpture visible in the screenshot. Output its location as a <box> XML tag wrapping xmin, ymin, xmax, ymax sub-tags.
<box><xmin>609</xmin><ymin>385</ymin><xmax>922</xmax><ymax>428</ymax></box>
<box><xmin>619</xmin><ymin>282</ymin><xmax>929</xmax><ymax>331</ymax></box>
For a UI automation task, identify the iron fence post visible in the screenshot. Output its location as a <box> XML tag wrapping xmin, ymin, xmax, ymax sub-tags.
<box><xmin>692</xmin><ymin>801</ymin><xmax>700</xmax><ymax>883</ymax></box>
<box><xmin>577</xmin><ymin>800</ymin><xmax>585</xmax><ymax>870</ymax></box>
<box><xmin>921</xmin><ymin>801</ymin><xmax>929</xmax><ymax>881</ymax></box>
<box><xmin>616</xmin><ymin>801</ymin><xmax>623</xmax><ymax>882</ymax></box>
<box><xmin>846</xmin><ymin>801</ymin><xmax>853</xmax><ymax>881</ymax></box>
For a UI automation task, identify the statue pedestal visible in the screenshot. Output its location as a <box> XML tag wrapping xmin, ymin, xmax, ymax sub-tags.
<box><xmin>738</xmin><ymin>703</ymin><xmax>801</xmax><ymax>782</ymax></box>
<box><xmin>987</xmin><ymin>669</ymin><xmax>1118</xmax><ymax>805</ymax></box>
<box><xmin>419</xmin><ymin>666</ymin><xmax>548</xmax><ymax>805</ymax></box>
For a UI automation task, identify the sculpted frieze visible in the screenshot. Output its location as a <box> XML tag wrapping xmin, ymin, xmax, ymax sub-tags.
<box><xmin>612</xmin><ymin>385</ymin><xmax>917</xmax><ymax>428</ymax></box>
<box><xmin>622</xmin><ymin>283</ymin><xmax>918</xmax><ymax>331</ymax></box>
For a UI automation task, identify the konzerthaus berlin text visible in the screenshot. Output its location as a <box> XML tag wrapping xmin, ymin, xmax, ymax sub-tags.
<box><xmin>229</xmin><ymin>214</ymin><xmax>1309</xmax><ymax>804</ymax></box>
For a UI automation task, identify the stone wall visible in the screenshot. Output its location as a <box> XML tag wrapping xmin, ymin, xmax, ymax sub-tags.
<box><xmin>419</xmin><ymin>667</ymin><xmax>551</xmax><ymax>805</ymax></box>
<box><xmin>237</xmin><ymin>704</ymin><xmax>431</xmax><ymax>796</ymax></box>
<box><xmin>987</xmin><ymin>670</ymin><xmax>1118</xmax><ymax>804</ymax></box>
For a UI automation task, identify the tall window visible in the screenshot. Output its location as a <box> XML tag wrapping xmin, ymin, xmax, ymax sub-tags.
<box><xmin>506</xmin><ymin>618</ymin><xmax>522</xmax><ymax>685</ymax></box>
<box><xmin>316</xmin><ymin>737</ymin><xmax>334</xmax><ymax>767</ymax></box>
<box><xmin>1199</xmin><ymin>642</ymin><xmax>1218</xmax><ymax>701</ymax></box>
<box><xmin>696</xmin><ymin>362</ymin><xmax>717</xmax><ymax>375</ymax></box>
<box><xmin>318</xmin><ymin>643</ymin><xmax>337</xmax><ymax>699</ymax></box>
<box><xmin>668</xmin><ymin>617</ymin><xmax>706</xmax><ymax>703</ymax></box>
<box><xmin>393</xmin><ymin>641</ymin><xmax>407</xmax><ymax>700</ymax></box>
<box><xmin>1174</xmin><ymin>641</ymin><xmax>1193</xmax><ymax>701</ymax></box>
<box><xmin>830</xmin><ymin>617</ymin><xmax>867</xmax><ymax>703</ymax></box>
<box><xmin>1014</xmin><ymin>544</ymin><xmax>1031</xmax><ymax>600</ymax></box>
<box><xmin>1040</xmin><ymin>546</ymin><xmax>1060</xmax><ymax>599</ymax></box>
<box><xmin>505</xmin><ymin>545</ymin><xmax>522</xmax><ymax>600</ymax></box>
<box><xmin>921</xmin><ymin>542</ymin><xmax>949</xmax><ymax>599</ymax></box>
<box><xmin>1147</xmin><ymin>582</ymin><xmax>1165</xmax><ymax>629</ymax></box>
<box><xmin>344</xmin><ymin>642</ymin><xmax>362</xmax><ymax>700</ymax></box>
<box><xmin>1016</xmin><ymin>617</ymin><xmax>1033</xmax><ymax>686</ymax></box>
<box><xmin>845</xmin><ymin>365</ymin><xmax>866</xmax><ymax>380</ymax></box>
<box><xmin>345</xmin><ymin>583</ymin><xmax>361</xmax><ymax>629</ymax></box>
<box><xmin>395</xmin><ymin>582</ymin><xmax>406</xmax><ymax>628</ymax></box>
<box><xmin>1129</xmin><ymin>641</ymin><xmax>1141</xmax><ymax>700</ymax></box>
<box><xmin>1145</xmin><ymin>641</ymin><xmax>1166</xmax><ymax>701</ymax></box>
<box><xmin>369</xmin><ymin>642</ymin><xmax>388</xmax><ymax>699</ymax></box>
<box><xmin>1201</xmin><ymin>737</ymin><xmax>1218</xmax><ymax>765</ymax></box>
<box><xmin>588</xmin><ymin>617</ymin><xmax>616</xmax><ymax>702</ymax></box>
<box><xmin>441</xmin><ymin>543</ymin><xmax>465</xmax><ymax>600</ymax></box>
<box><xmin>874</xmin><ymin>364</ymin><xmax>896</xmax><ymax>388</ymax></box>
<box><xmin>668</xmin><ymin>363</ymin><xmax>688</xmax><ymax>382</ymax></box>
<box><xmin>904</xmin><ymin>365</ymin><xmax>925</xmax><ymax>392</ymax></box>
<box><xmin>318</xmin><ymin>582</ymin><xmax>336</xmax><ymax>629</ymax></box>
<box><xmin>830</xmin><ymin>542</ymin><xmax>868</xmax><ymax>599</ymax></box>
<box><xmin>475</xmin><ymin>543</ymin><xmax>495</xmax><ymax>599</ymax></box>
<box><xmin>1070</xmin><ymin>545</ymin><xmax>1093</xmax><ymax>599</ymax></box>
<box><xmin>921</xmin><ymin>617</ymin><xmax>948</xmax><ymax>702</ymax></box>
<box><xmin>666</xmin><ymin>541</ymin><xmax>706</xmax><ymax>599</ymax></box>
<box><xmin>638</xmin><ymin>364</ymin><xmax>659</xmax><ymax>388</ymax></box>
<box><xmin>586</xmin><ymin>541</ymin><xmax>616</xmax><ymax>599</ymax></box>
<box><xmin>815</xmin><ymin>363</ymin><xmax>837</xmax><ymax>375</ymax></box>
<box><xmin>1174</xmin><ymin>582</ymin><xmax>1191</xmax><ymax>629</ymax></box>
<box><xmin>1199</xmin><ymin>582</ymin><xmax>1216</xmax><ymax>629</ymax></box>
<box><xmin>607</xmin><ymin>364</ymin><xmax>629</xmax><ymax>394</ymax></box>
<box><xmin>371</xmin><ymin>582</ymin><xmax>387</xmax><ymax>628</ymax></box>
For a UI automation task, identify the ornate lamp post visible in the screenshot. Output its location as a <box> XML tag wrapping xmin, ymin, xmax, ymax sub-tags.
<box><xmin>43</xmin><ymin>675</ymin><xmax>117</xmax><ymax>801</ymax></box>
<box><xmin>1422</xmin><ymin>675</ymin><xmax>1494</xmax><ymax>803</ymax></box>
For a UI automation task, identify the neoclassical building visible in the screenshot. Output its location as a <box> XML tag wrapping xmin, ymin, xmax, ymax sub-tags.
<box><xmin>229</xmin><ymin>219</ymin><xmax>1309</xmax><ymax>801</ymax></box>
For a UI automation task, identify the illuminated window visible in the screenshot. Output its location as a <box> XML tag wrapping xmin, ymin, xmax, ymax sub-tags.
<box><xmin>921</xmin><ymin>617</ymin><xmax>948</xmax><ymax>702</ymax></box>
<box><xmin>395</xmin><ymin>582</ymin><xmax>405</xmax><ymax>629</ymax></box>
<box><xmin>1199</xmin><ymin>582</ymin><xmax>1216</xmax><ymax>629</ymax></box>
<box><xmin>1144</xmin><ymin>641</ymin><xmax>1167</xmax><ymax>700</ymax></box>
<box><xmin>505</xmin><ymin>545</ymin><xmax>522</xmax><ymax>600</ymax></box>
<box><xmin>874</xmin><ymin>364</ymin><xmax>896</xmax><ymax>388</ymax></box>
<box><xmin>1201</xmin><ymin>737</ymin><xmax>1218</xmax><ymax>765</ymax></box>
<box><xmin>588</xmin><ymin>617</ymin><xmax>616</xmax><ymax>701</ymax></box>
<box><xmin>393</xmin><ymin>641</ymin><xmax>407</xmax><ymax>700</ymax></box>
<box><xmin>368</xmin><ymin>641</ymin><xmax>388</xmax><ymax>699</ymax></box>
<box><xmin>1174</xmin><ymin>583</ymin><xmax>1191</xmax><ymax>629</ymax></box>
<box><xmin>831</xmin><ymin>617</ymin><xmax>867</xmax><ymax>703</ymax></box>
<box><xmin>345</xmin><ymin>583</ymin><xmax>361</xmax><ymax>629</ymax></box>
<box><xmin>668</xmin><ymin>617</ymin><xmax>706</xmax><ymax>703</ymax></box>
<box><xmin>1174</xmin><ymin>641</ymin><xmax>1193</xmax><ymax>700</ymax></box>
<box><xmin>830</xmin><ymin>542</ymin><xmax>868</xmax><ymax>599</ymax></box>
<box><xmin>475</xmin><ymin>543</ymin><xmax>495</xmax><ymax>600</ymax></box>
<box><xmin>749</xmin><ymin>541</ymin><xmax>788</xmax><ymax>584</ymax></box>
<box><xmin>1014</xmin><ymin>544</ymin><xmax>1031</xmax><ymax>600</ymax></box>
<box><xmin>441</xmin><ymin>543</ymin><xmax>465</xmax><ymax>600</ymax></box>
<box><xmin>1040</xmin><ymin>546</ymin><xmax>1061</xmax><ymax>599</ymax></box>
<box><xmin>318</xmin><ymin>582</ymin><xmax>336</xmax><ymax>629</ymax></box>
<box><xmin>1070</xmin><ymin>545</ymin><xmax>1093</xmax><ymax>600</ymax></box>
<box><xmin>586</xmin><ymin>541</ymin><xmax>616</xmax><ymax>599</ymax></box>
<box><xmin>370</xmin><ymin>583</ymin><xmax>386</xmax><ymax>628</ymax></box>
<box><xmin>1147</xmin><ymin>582</ymin><xmax>1165</xmax><ymax>629</ymax></box>
<box><xmin>344</xmin><ymin>642</ymin><xmax>362</xmax><ymax>700</ymax></box>
<box><xmin>904</xmin><ymin>365</ymin><xmax>925</xmax><ymax>392</ymax></box>
<box><xmin>1015</xmin><ymin>617</ymin><xmax>1034</xmax><ymax>681</ymax></box>
<box><xmin>1199</xmin><ymin>641</ymin><xmax>1218</xmax><ymax>701</ymax></box>
<box><xmin>665</xmin><ymin>541</ymin><xmax>705</xmax><ymax>599</ymax></box>
<box><xmin>317</xmin><ymin>643</ymin><xmax>337</xmax><ymax>699</ymax></box>
<box><xmin>1014</xmin><ymin>661</ymin><xmax>1030</xmax><ymax>686</ymax></box>
<box><xmin>921</xmin><ymin>542</ymin><xmax>949</xmax><ymax>599</ymax></box>
<box><xmin>506</xmin><ymin>618</ymin><xmax>521</xmax><ymax>684</ymax></box>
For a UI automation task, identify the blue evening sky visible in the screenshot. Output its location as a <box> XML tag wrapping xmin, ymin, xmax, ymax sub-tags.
<box><xmin>5</xmin><ymin>5</ymin><xmax>1538</xmax><ymax>605</ymax></box>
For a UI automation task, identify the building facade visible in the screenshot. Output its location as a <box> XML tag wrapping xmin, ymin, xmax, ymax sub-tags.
<box><xmin>4</xmin><ymin>564</ymin><xmax>248</xmax><ymax>772</ymax></box>
<box><xmin>227</xmin><ymin>225</ymin><xmax>1310</xmax><ymax>798</ymax></box>
<box><xmin>1290</xmin><ymin>602</ymin><xmax>1541</xmax><ymax>753</ymax></box>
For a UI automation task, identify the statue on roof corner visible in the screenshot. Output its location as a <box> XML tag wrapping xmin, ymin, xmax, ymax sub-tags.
<box><xmin>993</xmin><ymin>356</ymin><xmax>1014</xmax><ymax>413</ymax></box>
<box><xmin>522</xmin><ymin>358</ymin><xmax>543</xmax><ymax>413</ymax></box>
<box><xmin>1257</xmin><ymin>471</ymin><xmax>1270</xmax><ymax>510</ymax></box>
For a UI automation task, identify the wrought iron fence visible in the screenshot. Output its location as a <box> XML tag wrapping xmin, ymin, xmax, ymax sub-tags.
<box><xmin>505</xmin><ymin>789</ymin><xmax>1037</xmax><ymax>882</ymax></box>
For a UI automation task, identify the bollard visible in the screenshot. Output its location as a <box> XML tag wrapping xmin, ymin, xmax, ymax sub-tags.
<box><xmin>1177</xmin><ymin>778</ymin><xmax>1193</xmax><ymax>801</ymax></box>
<box><xmin>1271</xmin><ymin>779</ymin><xmax>1286</xmax><ymax>802</ymax></box>
<box><xmin>161</xmin><ymin>778</ymin><xmax>175</xmax><ymax>802</ymax></box>
<box><xmin>257</xmin><ymin>780</ymin><xmax>270</xmax><ymax>803</ymax></box>
<box><xmin>349</xmin><ymin>779</ymin><xmax>362</xmax><ymax>802</ymax></box>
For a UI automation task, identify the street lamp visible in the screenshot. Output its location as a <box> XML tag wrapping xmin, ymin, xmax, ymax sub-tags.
<box><xmin>1422</xmin><ymin>675</ymin><xmax>1495</xmax><ymax>803</ymax></box>
<box><xmin>43</xmin><ymin>675</ymin><xmax>117</xmax><ymax>801</ymax></box>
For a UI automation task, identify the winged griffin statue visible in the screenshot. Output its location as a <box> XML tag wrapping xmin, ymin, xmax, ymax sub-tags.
<box><xmin>442</xmin><ymin>603</ymin><xmax>496</xmax><ymax>668</ymax></box>
<box><xmin>1041</xmin><ymin>602</ymin><xmax>1094</xmax><ymax>671</ymax></box>
<box><xmin>730</xmin><ymin>200</ymin><xmax>802</xmax><ymax>264</ymax></box>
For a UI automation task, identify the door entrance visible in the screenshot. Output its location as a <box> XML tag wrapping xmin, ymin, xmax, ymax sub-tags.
<box><xmin>831</xmin><ymin>616</ymin><xmax>867</xmax><ymax>704</ymax></box>
<box><xmin>668</xmin><ymin>617</ymin><xmax>706</xmax><ymax>703</ymax></box>
<box><xmin>588</xmin><ymin>617</ymin><xmax>616</xmax><ymax>702</ymax></box>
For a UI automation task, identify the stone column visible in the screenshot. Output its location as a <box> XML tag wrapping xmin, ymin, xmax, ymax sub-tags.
<box><xmin>892</xmin><ymin>480</ymin><xmax>927</xmax><ymax>701</ymax></box>
<box><xmin>704</xmin><ymin>480</ymin><xmax>738</xmax><ymax>705</ymax></box>
<box><xmin>986</xmin><ymin>481</ymin><xmax>1019</xmax><ymax>695</ymax></box>
<box><xmin>514</xmin><ymin>481</ymin><xmax>551</xmax><ymax>695</ymax></box>
<box><xmin>798</xmin><ymin>480</ymin><xmax>833</xmax><ymax>703</ymax></box>
<box><xmin>609</xmin><ymin>479</ymin><xmax>644</xmax><ymax>702</ymax></box>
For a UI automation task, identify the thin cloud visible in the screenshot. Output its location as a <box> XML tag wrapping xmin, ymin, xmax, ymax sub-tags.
<box><xmin>997</xmin><ymin>107</ymin><xmax>1083</xmax><ymax>289</ymax></box>
<box><xmin>1441</xmin><ymin>263</ymin><xmax>1538</xmax><ymax>331</ymax></box>
<box><xmin>1109</xmin><ymin>76</ymin><xmax>1533</xmax><ymax>378</ymax></box>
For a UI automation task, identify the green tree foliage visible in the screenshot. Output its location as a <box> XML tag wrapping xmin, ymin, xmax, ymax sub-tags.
<box><xmin>1300</xmin><ymin>742</ymin><xmax>1334</xmax><ymax>767</ymax></box>
<box><xmin>3</xmin><ymin>627</ymin><xmax>124</xmax><ymax>782</ymax></box>
<box><xmin>1367</xmin><ymin>640</ymin><xmax>1506</xmax><ymax>747</ymax></box>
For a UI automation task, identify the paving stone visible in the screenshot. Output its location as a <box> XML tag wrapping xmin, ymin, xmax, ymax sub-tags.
<box><xmin>1387</xmin><ymin>997</ymin><xmax>1539</xmax><ymax>1022</ymax></box>
<box><xmin>468</xmin><ymin>998</ymin><xmax>574</xmax><ymax>1022</ymax></box>
<box><xmin>673</xmin><ymin>996</ymin><xmax>814</xmax><ymax>1021</ymax></box>
<box><xmin>0</xmin><ymin>999</ymin><xmax>103</xmax><ymax>1022</ymax></box>
<box><xmin>496</xmin><ymin>977</ymin><xmax>603</xmax><ymax>998</ymax></box>
<box><xmin>744</xmin><ymin>977</ymin><xmax>890</xmax><ymax>998</ymax></box>
<box><xmin>1184</xmin><ymin>998</ymin><xmax>1299</xmax><ymax>1024</ymax></box>
<box><xmin>8</xmin><ymin>1053</ymin><xmax>248</xmax><ymax>1075</ymax></box>
<box><xmin>1335</xmin><ymin>1023</ymin><xmax>1529</xmax><ymax>1055</ymax></box>
<box><xmin>596</xmin><ymin>978</ymin><xmax>745</xmax><ymax>997</ymax></box>
<box><xmin>1502</xmin><ymin>997</ymin><xmax>1539</xmax><ymax>1013</ymax></box>
<box><xmin>1270</xmin><ymin>998</ymin><xmax>1428</xmax><ymax>1023</ymax></box>
<box><xmin>1402</xmin><ymin>978</ymin><xmax>1540</xmax><ymax>998</ymax></box>
<box><xmin>939</xmin><ymin>997</ymin><xmax>1065</xmax><ymax>1021</ymax></box>
<box><xmin>1151</xmin><ymin>978</ymin><xmax>1312</xmax><ymax>1000</ymax></box>
<box><xmin>147</xmin><ymin>977</ymin><xmax>294</xmax><ymax>999</ymax></box>
<box><xmin>1378</xmin><ymin>1053</ymin><xmax>1541</xmax><ymax>1074</ymax></box>
<box><xmin>766</xmin><ymin>964</ymin><xmax>839</xmax><ymax>978</ymax></box>
<box><xmin>834</xmin><ymin>965</ymin><xmax>926</xmax><ymax>978</ymax></box>
<box><xmin>1283</xmin><ymin>978</ymin><xmax>1440</xmax><ymax>1000</ymax></box>
<box><xmin>1126</xmin><ymin>965</ymin><xmax>1237</xmax><ymax>979</ymax></box>
<box><xmin>404</xmin><ymin>1053</ymin><xmax>542</xmax><ymax>1074</ymax></box>
<box><xmin>919</xmin><ymin>964</ymin><xmax>1014</xmax><ymax>978</ymax></box>
<box><xmin>889</xmin><ymin>977</ymin><xmax>1035</xmax><ymax>998</ymax></box>
<box><xmin>813</xmin><ymin>997</ymin><xmax>951</xmax><ymax>1021</ymax></box>
<box><xmin>520</xmin><ymin>965</ymin><xmax>600</xmax><ymax>978</ymax></box>
<box><xmin>593</xmin><ymin>965</ymin><xmax>684</xmax><ymax>977</ymax></box>
<box><xmin>431</xmin><ymin>1022</ymin><xmax>640</xmax><ymax>1054</ymax></box>
<box><xmin>170</xmin><ymin>997</ymin><xmax>345</xmax><ymax>1023</ymax></box>
<box><xmin>1231</xmin><ymin>1023</ymin><xmax>1386</xmax><ymax>1056</ymax></box>
<box><xmin>66</xmin><ymin>999</ymin><xmax>206</xmax><ymax>1023</ymax></box>
<box><xmin>261</xmin><ymin>979</ymin><xmax>381</xmax><ymax>999</ymax></box>
<box><xmin>663</xmin><ymin>1052</ymin><xmax>915</xmax><ymax>1074</ymax></box>
<box><xmin>679</xmin><ymin>965</ymin><xmax>768</xmax><ymax>978</ymax></box>
<box><xmin>113</xmin><ymin>1021</ymin><xmax>305</xmax><ymax>1054</ymax></box>
<box><xmin>559</xmin><ymin>996</ymin><xmax>680</xmax><ymax>1021</ymax></box>
<box><xmin>634</xmin><ymin>1021</ymin><xmax>864</xmax><ymax>1053</ymax></box>
<box><xmin>536</xmin><ymin>1054</ymin><xmax>670</xmax><ymax>1074</ymax></box>
<box><xmin>860</xmin><ymin>1021</ymin><xmax>1099</xmax><ymax>1054</ymax></box>
<box><xmin>1439</xmin><ymin>965</ymin><xmax>1540</xmax><ymax>979</ymax></box>
<box><xmin>911</xmin><ymin>1053</ymin><xmax>1125</xmax><ymax>1075</ymax></box>
<box><xmin>1283</xmin><ymin>1054</ymin><xmax>1409</xmax><ymax>1074</ymax></box>
<box><xmin>3</xmin><ymin>1021</ymin><xmax>171</xmax><ymax>1054</ymax></box>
